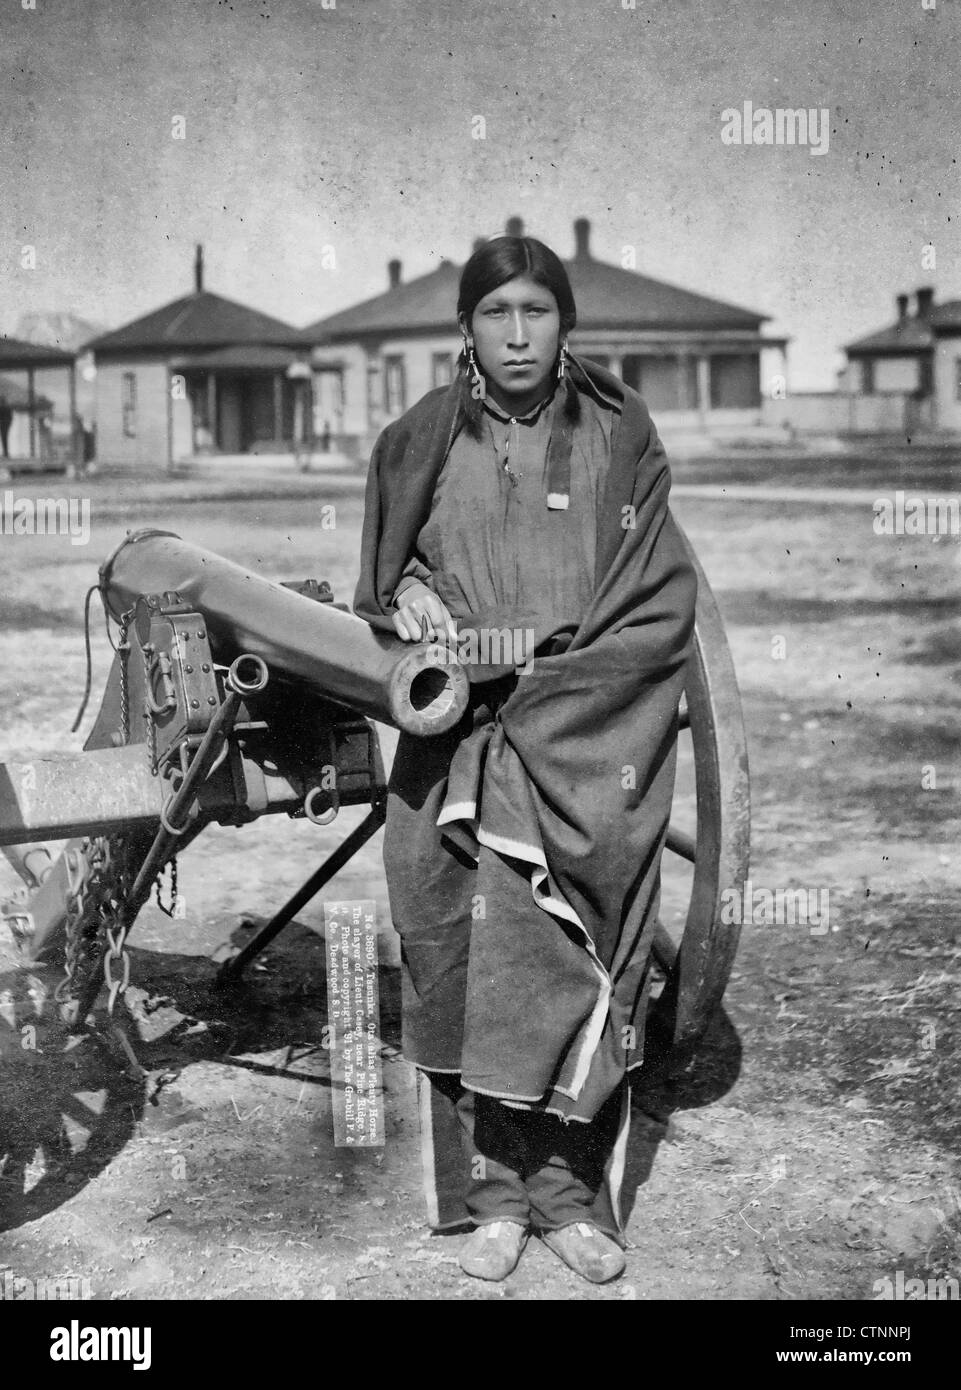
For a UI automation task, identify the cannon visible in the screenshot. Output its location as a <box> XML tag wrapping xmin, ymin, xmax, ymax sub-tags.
<box><xmin>0</xmin><ymin>529</ymin><xmax>469</xmax><ymax>1038</ymax></box>
<box><xmin>0</xmin><ymin>524</ymin><xmax>748</xmax><ymax>1074</ymax></box>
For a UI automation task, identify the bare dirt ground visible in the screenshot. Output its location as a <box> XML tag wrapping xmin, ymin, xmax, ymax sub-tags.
<box><xmin>1</xmin><ymin>450</ymin><xmax>960</xmax><ymax>1301</ymax></box>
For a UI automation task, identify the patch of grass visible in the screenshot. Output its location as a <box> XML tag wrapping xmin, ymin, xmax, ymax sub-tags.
<box><xmin>0</xmin><ymin>598</ymin><xmax>80</xmax><ymax>631</ymax></box>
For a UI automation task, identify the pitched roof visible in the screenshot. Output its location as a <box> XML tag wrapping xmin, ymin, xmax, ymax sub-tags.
<box><xmin>932</xmin><ymin>300</ymin><xmax>961</xmax><ymax>332</ymax></box>
<box><xmin>301</xmin><ymin>261</ymin><xmax>463</xmax><ymax>341</ymax></box>
<box><xmin>300</xmin><ymin>254</ymin><xmax>767</xmax><ymax>343</ymax></box>
<box><xmin>0</xmin><ymin>335</ymin><xmax>75</xmax><ymax>368</ymax></box>
<box><xmin>84</xmin><ymin>291</ymin><xmax>302</xmax><ymax>356</ymax></box>
<box><xmin>844</xmin><ymin>298</ymin><xmax>961</xmax><ymax>355</ymax></box>
<box><xmin>565</xmin><ymin>256</ymin><xmax>766</xmax><ymax>332</ymax></box>
<box><xmin>845</xmin><ymin>317</ymin><xmax>933</xmax><ymax>355</ymax></box>
<box><xmin>170</xmin><ymin>344</ymin><xmax>302</xmax><ymax>371</ymax></box>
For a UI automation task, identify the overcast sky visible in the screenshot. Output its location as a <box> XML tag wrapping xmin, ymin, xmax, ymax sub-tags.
<box><xmin>2</xmin><ymin>0</ymin><xmax>958</xmax><ymax>388</ymax></box>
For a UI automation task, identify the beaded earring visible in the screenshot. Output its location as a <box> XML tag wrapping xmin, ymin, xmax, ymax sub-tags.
<box><xmin>465</xmin><ymin>339</ymin><xmax>486</xmax><ymax>401</ymax></box>
<box><xmin>557</xmin><ymin>339</ymin><xmax>570</xmax><ymax>382</ymax></box>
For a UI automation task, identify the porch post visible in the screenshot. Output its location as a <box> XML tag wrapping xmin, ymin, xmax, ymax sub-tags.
<box><xmin>293</xmin><ymin>380</ymin><xmax>304</xmax><ymax>446</ymax></box>
<box><xmin>67</xmin><ymin>362</ymin><xmax>78</xmax><ymax>470</ymax></box>
<box><xmin>676</xmin><ymin>350</ymin><xmax>693</xmax><ymax>411</ymax></box>
<box><xmin>366</xmin><ymin>348</ymin><xmax>380</xmax><ymax>436</ymax></box>
<box><xmin>27</xmin><ymin>368</ymin><xmax>36</xmax><ymax>457</ymax></box>
<box><xmin>696</xmin><ymin>354</ymin><xmax>711</xmax><ymax>425</ymax></box>
<box><xmin>273</xmin><ymin>372</ymin><xmax>284</xmax><ymax>447</ymax></box>
<box><xmin>206</xmin><ymin>372</ymin><xmax>217</xmax><ymax>449</ymax></box>
<box><xmin>306</xmin><ymin>373</ymin><xmax>316</xmax><ymax>450</ymax></box>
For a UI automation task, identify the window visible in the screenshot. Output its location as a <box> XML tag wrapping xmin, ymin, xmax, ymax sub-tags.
<box><xmin>917</xmin><ymin>355</ymin><xmax>933</xmax><ymax>398</ymax></box>
<box><xmin>432</xmin><ymin>352</ymin><xmax>454</xmax><ymax>389</ymax></box>
<box><xmin>636</xmin><ymin>355</ymin><xmax>693</xmax><ymax>412</ymax></box>
<box><xmin>383</xmin><ymin>355</ymin><xmax>406</xmax><ymax>414</ymax></box>
<box><xmin>709</xmin><ymin>354</ymin><xmax>761</xmax><ymax>410</ymax></box>
<box><xmin>366</xmin><ymin>362</ymin><xmax>380</xmax><ymax>415</ymax></box>
<box><xmin>121</xmin><ymin>371</ymin><xmax>137</xmax><ymax>437</ymax></box>
<box><xmin>861</xmin><ymin>359</ymin><xmax>875</xmax><ymax>395</ymax></box>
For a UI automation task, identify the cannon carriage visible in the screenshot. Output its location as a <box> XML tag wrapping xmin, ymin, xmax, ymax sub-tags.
<box><xmin>0</xmin><ymin>525</ymin><xmax>748</xmax><ymax>1075</ymax></box>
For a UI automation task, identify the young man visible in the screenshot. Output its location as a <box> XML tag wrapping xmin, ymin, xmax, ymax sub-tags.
<box><xmin>354</xmin><ymin>233</ymin><xmax>696</xmax><ymax>1282</ymax></box>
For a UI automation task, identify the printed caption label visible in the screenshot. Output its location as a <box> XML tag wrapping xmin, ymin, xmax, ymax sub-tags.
<box><xmin>323</xmin><ymin>899</ymin><xmax>384</xmax><ymax>1146</ymax></box>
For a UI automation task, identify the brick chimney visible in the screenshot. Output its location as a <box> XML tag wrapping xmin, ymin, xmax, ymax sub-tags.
<box><xmin>504</xmin><ymin>216</ymin><xmax>524</xmax><ymax>237</ymax></box>
<box><xmin>388</xmin><ymin>258</ymin><xmax>402</xmax><ymax>289</ymax></box>
<box><xmin>896</xmin><ymin>293</ymin><xmax>909</xmax><ymax>321</ymax></box>
<box><xmin>916</xmin><ymin>287</ymin><xmax>935</xmax><ymax>319</ymax></box>
<box><xmin>573</xmin><ymin>217</ymin><xmax>591</xmax><ymax>260</ymax></box>
<box><xmin>194</xmin><ymin>244</ymin><xmax>204</xmax><ymax>294</ymax></box>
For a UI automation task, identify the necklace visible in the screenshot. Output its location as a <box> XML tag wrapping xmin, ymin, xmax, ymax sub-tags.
<box><xmin>486</xmin><ymin>414</ymin><xmax>521</xmax><ymax>487</ymax></box>
<box><xmin>484</xmin><ymin>392</ymin><xmax>553</xmax><ymax>489</ymax></box>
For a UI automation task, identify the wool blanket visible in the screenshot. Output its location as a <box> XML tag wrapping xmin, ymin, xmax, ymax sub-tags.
<box><xmin>354</xmin><ymin>358</ymin><xmax>697</xmax><ymax>1129</ymax></box>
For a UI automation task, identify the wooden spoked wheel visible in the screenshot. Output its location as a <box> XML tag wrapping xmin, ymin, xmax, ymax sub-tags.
<box><xmin>647</xmin><ymin>523</ymin><xmax>751</xmax><ymax>1062</ymax></box>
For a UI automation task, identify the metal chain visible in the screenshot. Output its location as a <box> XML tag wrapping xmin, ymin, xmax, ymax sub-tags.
<box><xmin>102</xmin><ymin>915</ymin><xmax>132</xmax><ymax>1017</ymax></box>
<box><xmin>54</xmin><ymin>846</ymin><xmax>88</xmax><ymax>1006</ymax></box>
<box><xmin>54</xmin><ymin>836</ymin><xmax>113</xmax><ymax>1010</ymax></box>
<box><xmin>117</xmin><ymin>612</ymin><xmax>131</xmax><ymax>746</ymax></box>
<box><xmin>99</xmin><ymin>833</ymin><xmax>137</xmax><ymax>1020</ymax></box>
<box><xmin>50</xmin><ymin>830</ymin><xmax>146</xmax><ymax>1089</ymax></box>
<box><xmin>51</xmin><ymin>603</ymin><xmax>180</xmax><ymax>1050</ymax></box>
<box><xmin>55</xmin><ymin>611</ymin><xmax>142</xmax><ymax>1026</ymax></box>
<box><xmin>141</xmin><ymin>640</ymin><xmax>159</xmax><ymax>775</ymax></box>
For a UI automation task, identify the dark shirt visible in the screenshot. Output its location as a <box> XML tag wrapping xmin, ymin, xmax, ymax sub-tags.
<box><xmin>393</xmin><ymin>380</ymin><xmax>621</xmax><ymax>654</ymax></box>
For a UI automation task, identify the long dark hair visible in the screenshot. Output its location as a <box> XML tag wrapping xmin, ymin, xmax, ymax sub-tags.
<box><xmin>455</xmin><ymin>234</ymin><xmax>580</xmax><ymax>438</ymax></box>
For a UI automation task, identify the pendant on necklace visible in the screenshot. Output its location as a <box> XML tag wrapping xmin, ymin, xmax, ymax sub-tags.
<box><xmin>489</xmin><ymin>416</ymin><xmax>522</xmax><ymax>485</ymax></box>
<box><xmin>502</xmin><ymin>420</ymin><xmax>521</xmax><ymax>485</ymax></box>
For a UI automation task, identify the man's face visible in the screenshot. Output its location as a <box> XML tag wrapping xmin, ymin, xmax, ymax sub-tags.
<box><xmin>468</xmin><ymin>275</ymin><xmax>561</xmax><ymax>405</ymax></box>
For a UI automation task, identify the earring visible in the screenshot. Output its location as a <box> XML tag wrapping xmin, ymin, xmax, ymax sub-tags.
<box><xmin>466</xmin><ymin>340</ymin><xmax>486</xmax><ymax>401</ymax></box>
<box><xmin>557</xmin><ymin>340</ymin><xmax>569</xmax><ymax>382</ymax></box>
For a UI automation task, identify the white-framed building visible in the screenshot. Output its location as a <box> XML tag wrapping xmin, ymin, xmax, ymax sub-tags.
<box><xmin>301</xmin><ymin>217</ymin><xmax>787</xmax><ymax>459</ymax></box>
<box><xmin>0</xmin><ymin>337</ymin><xmax>76</xmax><ymax>468</ymax></box>
<box><xmin>840</xmin><ymin>287</ymin><xmax>961</xmax><ymax>434</ymax></box>
<box><xmin>84</xmin><ymin>248</ymin><xmax>310</xmax><ymax>470</ymax></box>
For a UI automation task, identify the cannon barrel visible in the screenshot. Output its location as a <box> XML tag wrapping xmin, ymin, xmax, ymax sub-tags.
<box><xmin>99</xmin><ymin>529</ymin><xmax>469</xmax><ymax>737</ymax></box>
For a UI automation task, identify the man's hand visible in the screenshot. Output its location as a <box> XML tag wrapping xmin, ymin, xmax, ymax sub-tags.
<box><xmin>392</xmin><ymin>581</ymin><xmax>458</xmax><ymax>644</ymax></box>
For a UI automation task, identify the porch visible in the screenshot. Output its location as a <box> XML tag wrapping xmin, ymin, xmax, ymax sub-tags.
<box><xmin>0</xmin><ymin>337</ymin><xmax>79</xmax><ymax>474</ymax></box>
<box><xmin>573</xmin><ymin>334</ymin><xmax>788</xmax><ymax>420</ymax></box>
<box><xmin>170</xmin><ymin>346</ymin><xmax>314</xmax><ymax>459</ymax></box>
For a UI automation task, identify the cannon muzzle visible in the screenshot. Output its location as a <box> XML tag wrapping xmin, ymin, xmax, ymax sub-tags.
<box><xmin>99</xmin><ymin>529</ymin><xmax>469</xmax><ymax>737</ymax></box>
